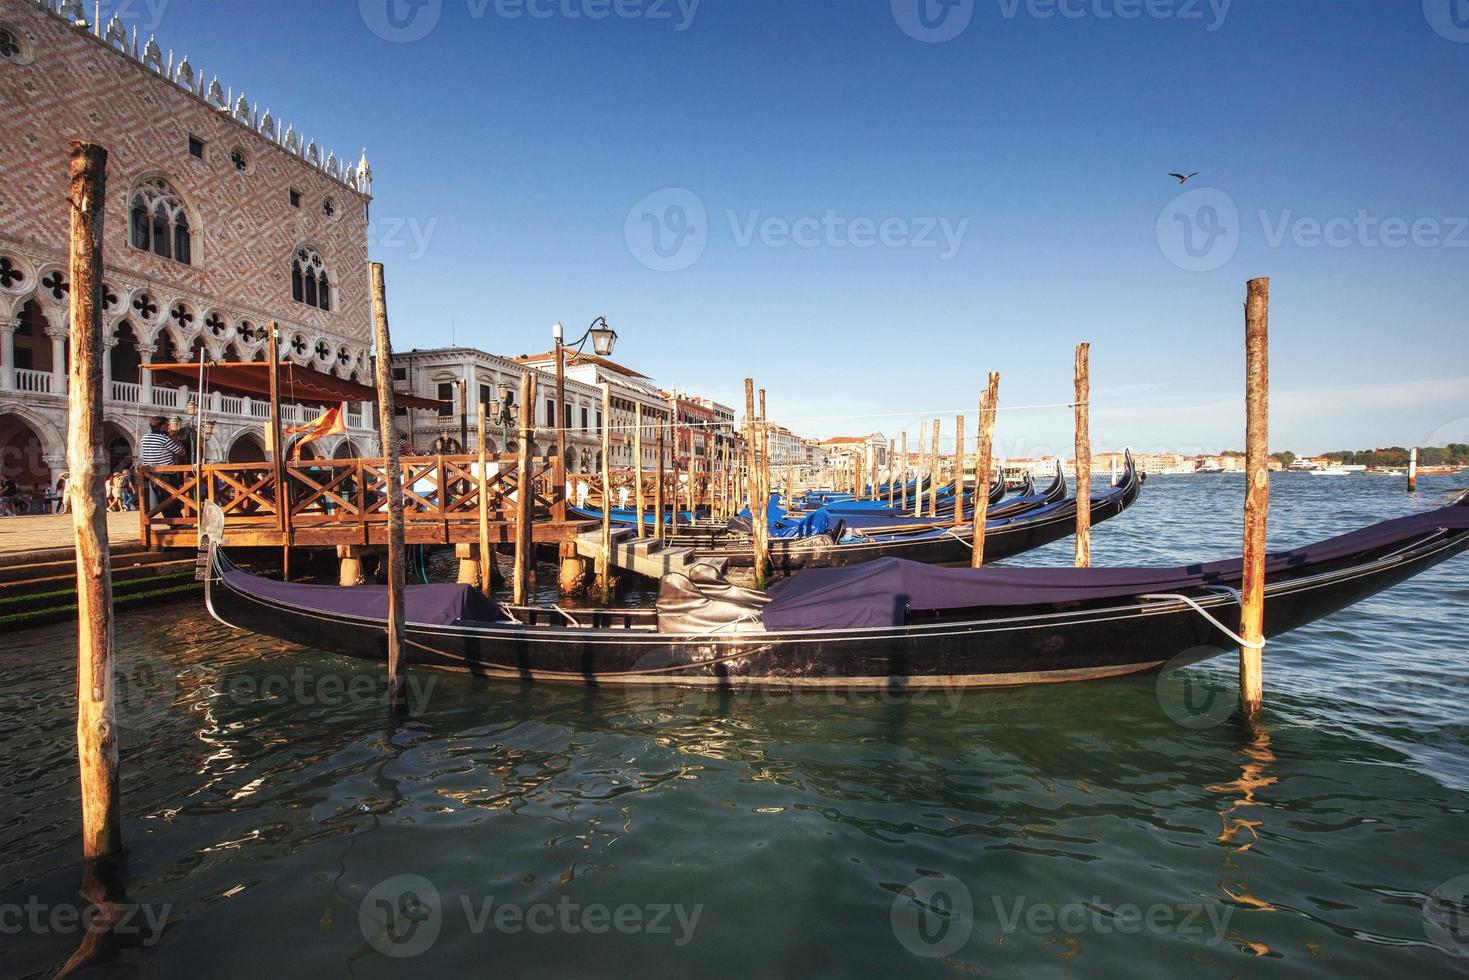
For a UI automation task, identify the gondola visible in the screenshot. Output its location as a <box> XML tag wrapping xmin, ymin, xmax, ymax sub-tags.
<box><xmin>821</xmin><ymin>475</ymin><xmax>1006</xmax><ymax>518</ymax></box>
<box><xmin>684</xmin><ymin>453</ymin><xmax>1140</xmax><ymax>576</ymax></box>
<box><xmin>205</xmin><ymin>491</ymin><xmax>1469</xmax><ymax>690</ymax></box>
<box><xmin>823</xmin><ymin>467</ymin><xmax>1058</xmax><ymax>532</ymax></box>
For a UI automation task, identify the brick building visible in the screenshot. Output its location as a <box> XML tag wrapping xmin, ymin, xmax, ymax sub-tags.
<box><xmin>0</xmin><ymin>0</ymin><xmax>377</xmax><ymax>500</ymax></box>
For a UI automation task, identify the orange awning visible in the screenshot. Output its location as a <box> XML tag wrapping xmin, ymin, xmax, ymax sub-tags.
<box><xmin>143</xmin><ymin>361</ymin><xmax>446</xmax><ymax>411</ymax></box>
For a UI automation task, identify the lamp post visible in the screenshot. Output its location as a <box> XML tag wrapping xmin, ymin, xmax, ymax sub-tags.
<box><xmin>553</xmin><ymin>317</ymin><xmax>617</xmax><ymax>504</ymax></box>
<box><xmin>494</xmin><ymin>379</ymin><xmax>515</xmax><ymax>450</ymax></box>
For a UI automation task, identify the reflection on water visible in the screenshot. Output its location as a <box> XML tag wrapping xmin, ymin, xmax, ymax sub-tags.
<box><xmin>1</xmin><ymin>475</ymin><xmax>1468</xmax><ymax>977</ymax></box>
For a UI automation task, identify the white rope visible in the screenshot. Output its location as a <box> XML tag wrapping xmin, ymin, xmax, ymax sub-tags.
<box><xmin>1139</xmin><ymin>588</ymin><xmax>1265</xmax><ymax>650</ymax></box>
<box><xmin>551</xmin><ymin>604</ymin><xmax>582</xmax><ymax>627</ymax></box>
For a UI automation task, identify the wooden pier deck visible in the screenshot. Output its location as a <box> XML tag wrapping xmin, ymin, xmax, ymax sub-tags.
<box><xmin>138</xmin><ymin>453</ymin><xmax>594</xmax><ymax>550</ymax></box>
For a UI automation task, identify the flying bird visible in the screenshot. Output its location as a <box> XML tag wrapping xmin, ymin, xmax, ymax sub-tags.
<box><xmin>1169</xmin><ymin>172</ymin><xmax>1199</xmax><ymax>183</ymax></box>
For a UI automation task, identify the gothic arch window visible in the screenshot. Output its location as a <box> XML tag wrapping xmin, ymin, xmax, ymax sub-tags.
<box><xmin>291</xmin><ymin>246</ymin><xmax>331</xmax><ymax>312</ymax></box>
<box><xmin>129</xmin><ymin>176</ymin><xmax>195</xmax><ymax>266</ymax></box>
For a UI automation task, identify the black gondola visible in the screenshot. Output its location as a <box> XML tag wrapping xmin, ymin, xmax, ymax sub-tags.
<box><xmin>205</xmin><ymin>492</ymin><xmax>1469</xmax><ymax>690</ymax></box>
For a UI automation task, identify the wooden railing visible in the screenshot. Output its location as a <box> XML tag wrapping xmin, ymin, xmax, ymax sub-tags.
<box><xmin>138</xmin><ymin>453</ymin><xmax>567</xmax><ymax>547</ymax></box>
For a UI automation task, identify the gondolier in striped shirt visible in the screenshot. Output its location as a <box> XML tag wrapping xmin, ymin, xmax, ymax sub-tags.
<box><xmin>140</xmin><ymin>415</ymin><xmax>183</xmax><ymax>514</ymax></box>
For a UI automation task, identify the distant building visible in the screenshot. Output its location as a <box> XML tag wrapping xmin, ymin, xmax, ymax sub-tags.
<box><xmin>389</xmin><ymin>347</ymin><xmax>602</xmax><ymax>468</ymax></box>
<box><xmin>513</xmin><ymin>350</ymin><xmax>671</xmax><ymax>471</ymax></box>
<box><xmin>0</xmin><ymin>0</ymin><xmax>378</xmax><ymax>487</ymax></box>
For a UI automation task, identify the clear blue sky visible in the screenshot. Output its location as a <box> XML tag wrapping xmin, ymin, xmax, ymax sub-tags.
<box><xmin>143</xmin><ymin>0</ymin><xmax>1468</xmax><ymax>456</ymax></box>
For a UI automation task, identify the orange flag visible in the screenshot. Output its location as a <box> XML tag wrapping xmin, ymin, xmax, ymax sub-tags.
<box><xmin>284</xmin><ymin>406</ymin><xmax>346</xmax><ymax>458</ymax></box>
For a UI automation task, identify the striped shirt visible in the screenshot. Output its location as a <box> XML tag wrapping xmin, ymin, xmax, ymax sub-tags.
<box><xmin>140</xmin><ymin>431</ymin><xmax>183</xmax><ymax>467</ymax></box>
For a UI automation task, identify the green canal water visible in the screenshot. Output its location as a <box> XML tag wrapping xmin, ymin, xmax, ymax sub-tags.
<box><xmin>4</xmin><ymin>474</ymin><xmax>1469</xmax><ymax>977</ymax></box>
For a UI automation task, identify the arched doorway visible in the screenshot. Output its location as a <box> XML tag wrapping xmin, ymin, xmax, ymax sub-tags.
<box><xmin>331</xmin><ymin>438</ymin><xmax>360</xmax><ymax>460</ymax></box>
<box><xmin>101</xmin><ymin>422</ymin><xmax>134</xmax><ymax>472</ymax></box>
<box><xmin>0</xmin><ymin>413</ymin><xmax>55</xmax><ymax>503</ymax></box>
<box><xmin>227</xmin><ymin>432</ymin><xmax>266</xmax><ymax>463</ymax></box>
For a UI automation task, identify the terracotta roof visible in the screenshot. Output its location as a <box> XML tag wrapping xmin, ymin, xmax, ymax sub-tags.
<box><xmin>820</xmin><ymin>435</ymin><xmax>868</xmax><ymax>445</ymax></box>
<box><xmin>513</xmin><ymin>349</ymin><xmax>651</xmax><ymax>380</ymax></box>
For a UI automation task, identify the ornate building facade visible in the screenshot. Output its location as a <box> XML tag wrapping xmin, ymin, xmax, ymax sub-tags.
<box><xmin>0</xmin><ymin>0</ymin><xmax>377</xmax><ymax>494</ymax></box>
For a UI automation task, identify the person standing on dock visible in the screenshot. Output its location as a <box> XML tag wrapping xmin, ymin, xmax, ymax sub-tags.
<box><xmin>141</xmin><ymin>416</ymin><xmax>184</xmax><ymax>514</ymax></box>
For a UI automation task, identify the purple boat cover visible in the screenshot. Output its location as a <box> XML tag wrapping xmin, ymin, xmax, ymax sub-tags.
<box><xmin>760</xmin><ymin>502</ymin><xmax>1469</xmax><ymax>631</ymax></box>
<box><xmin>224</xmin><ymin>571</ymin><xmax>502</xmax><ymax>625</ymax></box>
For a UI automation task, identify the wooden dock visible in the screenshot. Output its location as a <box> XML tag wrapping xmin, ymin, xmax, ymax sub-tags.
<box><xmin>138</xmin><ymin>453</ymin><xmax>594</xmax><ymax>550</ymax></box>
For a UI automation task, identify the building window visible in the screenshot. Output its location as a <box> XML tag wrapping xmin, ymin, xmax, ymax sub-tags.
<box><xmin>546</xmin><ymin>399</ymin><xmax>556</xmax><ymax>426</ymax></box>
<box><xmin>188</xmin><ymin>136</ymin><xmax>204</xmax><ymax>159</ymax></box>
<box><xmin>437</xmin><ymin>383</ymin><xmax>454</xmax><ymax>416</ymax></box>
<box><xmin>0</xmin><ymin>27</ymin><xmax>22</xmax><ymax>61</ymax></box>
<box><xmin>230</xmin><ymin>147</ymin><xmax>248</xmax><ymax>172</ymax></box>
<box><xmin>290</xmin><ymin>246</ymin><xmax>331</xmax><ymax>311</ymax></box>
<box><xmin>289</xmin><ymin>188</ymin><xmax>301</xmax><ymax>208</ymax></box>
<box><xmin>392</xmin><ymin>367</ymin><xmax>407</xmax><ymax>381</ymax></box>
<box><xmin>129</xmin><ymin>176</ymin><xmax>194</xmax><ymax>266</ymax></box>
<box><xmin>580</xmin><ymin>407</ymin><xmax>588</xmax><ymax>431</ymax></box>
<box><xmin>322</xmin><ymin>197</ymin><xmax>335</xmax><ymax>218</ymax></box>
<box><xmin>479</xmin><ymin>384</ymin><xmax>491</xmax><ymax>408</ymax></box>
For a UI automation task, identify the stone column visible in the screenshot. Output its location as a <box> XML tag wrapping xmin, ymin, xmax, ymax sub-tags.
<box><xmin>137</xmin><ymin>343</ymin><xmax>155</xmax><ymax>404</ymax></box>
<box><xmin>45</xmin><ymin>324</ymin><xmax>69</xmax><ymax>395</ymax></box>
<box><xmin>102</xmin><ymin>336</ymin><xmax>118</xmax><ymax>397</ymax></box>
<box><xmin>0</xmin><ymin>316</ymin><xmax>17</xmax><ymax>390</ymax></box>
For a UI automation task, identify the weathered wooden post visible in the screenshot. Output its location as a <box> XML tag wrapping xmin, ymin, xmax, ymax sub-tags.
<box><xmin>928</xmin><ymin>418</ymin><xmax>941</xmax><ymax>520</ymax></box>
<box><xmin>887</xmin><ymin>437</ymin><xmax>896</xmax><ymax>506</ymax></box>
<box><xmin>972</xmin><ymin>372</ymin><xmax>1000</xmax><ymax>568</ymax></box>
<box><xmin>633</xmin><ymin>404</ymin><xmax>645</xmax><ymax>535</ymax></box>
<box><xmin>952</xmin><ymin>414</ymin><xmax>966</xmax><ymax>527</ymax></box>
<box><xmin>744</xmin><ymin>379</ymin><xmax>769</xmax><ymax>584</ymax></box>
<box><xmin>266</xmin><ymin>322</ymin><xmax>290</xmax><ymax>579</ymax></box>
<box><xmin>477</xmin><ymin>402</ymin><xmax>492</xmax><ymax>596</ymax></box>
<box><xmin>1240</xmin><ymin>278</ymin><xmax>1270</xmax><ymax>719</ymax></box>
<box><xmin>1408</xmin><ymin>447</ymin><xmax>1418</xmax><ymax>494</ymax></box>
<box><xmin>66</xmin><ymin>141</ymin><xmax>121</xmax><ymax>862</ymax></box>
<box><xmin>757</xmin><ymin>389</ymin><xmax>771</xmax><ymax>584</ymax></box>
<box><xmin>913</xmin><ymin>422</ymin><xmax>925</xmax><ymax>517</ymax></box>
<box><xmin>599</xmin><ymin>383</ymin><xmax>614</xmax><ymax>604</ymax></box>
<box><xmin>513</xmin><ymin>371</ymin><xmax>536</xmax><ymax>606</ymax></box>
<box><xmin>369</xmin><ymin>262</ymin><xmax>406</xmax><ymax>707</ymax></box>
<box><xmin>655</xmin><ymin>424</ymin><xmax>666</xmax><ymax>542</ymax></box>
<box><xmin>1073</xmin><ymin>342</ymin><xmax>1092</xmax><ymax>568</ymax></box>
<box><xmin>900</xmin><ymin>432</ymin><xmax>908</xmax><ymax>511</ymax></box>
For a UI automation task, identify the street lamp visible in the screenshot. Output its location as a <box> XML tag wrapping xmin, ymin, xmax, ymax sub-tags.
<box><xmin>492</xmin><ymin>380</ymin><xmax>515</xmax><ymax>449</ymax></box>
<box><xmin>553</xmin><ymin>316</ymin><xmax>618</xmax><ymax>497</ymax></box>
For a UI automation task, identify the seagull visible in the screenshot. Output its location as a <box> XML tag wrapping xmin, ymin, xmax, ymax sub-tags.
<box><xmin>1169</xmin><ymin>172</ymin><xmax>1199</xmax><ymax>183</ymax></box>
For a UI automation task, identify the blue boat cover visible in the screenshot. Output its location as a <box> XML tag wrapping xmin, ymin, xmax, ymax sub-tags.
<box><xmin>760</xmin><ymin>502</ymin><xmax>1469</xmax><ymax>631</ymax></box>
<box><xmin>224</xmin><ymin>571</ymin><xmax>502</xmax><ymax>625</ymax></box>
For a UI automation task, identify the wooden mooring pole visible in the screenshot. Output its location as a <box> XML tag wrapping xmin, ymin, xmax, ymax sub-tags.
<box><xmin>1073</xmin><ymin>342</ymin><xmax>1092</xmax><ymax>568</ymax></box>
<box><xmin>477</xmin><ymin>402</ymin><xmax>492</xmax><ymax>596</ymax></box>
<box><xmin>928</xmin><ymin>418</ymin><xmax>941</xmax><ymax>520</ymax></box>
<box><xmin>266</xmin><ymin>322</ymin><xmax>289</xmax><ymax>579</ymax></box>
<box><xmin>1408</xmin><ymin>447</ymin><xmax>1418</xmax><ymax>494</ymax></box>
<box><xmin>598</xmin><ymin>383</ymin><xmax>613</xmax><ymax>604</ymax></box>
<box><xmin>633</xmin><ymin>404</ymin><xmax>645</xmax><ymax>535</ymax></box>
<box><xmin>369</xmin><ymin>262</ymin><xmax>406</xmax><ymax>707</ymax></box>
<box><xmin>972</xmin><ymin>372</ymin><xmax>1000</xmax><ymax>568</ymax></box>
<box><xmin>952</xmin><ymin>414</ymin><xmax>966</xmax><ymax>527</ymax></box>
<box><xmin>513</xmin><ymin>372</ymin><xmax>536</xmax><ymax>605</ymax></box>
<box><xmin>900</xmin><ymin>432</ymin><xmax>908</xmax><ymax>511</ymax></box>
<box><xmin>655</xmin><ymin>425</ymin><xmax>666</xmax><ymax>543</ymax></box>
<box><xmin>1240</xmin><ymin>277</ymin><xmax>1270</xmax><ymax>719</ymax></box>
<box><xmin>67</xmin><ymin>141</ymin><xmax>121</xmax><ymax>861</ymax></box>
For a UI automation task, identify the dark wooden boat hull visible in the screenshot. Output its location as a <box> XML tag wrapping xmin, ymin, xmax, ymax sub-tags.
<box><xmin>205</xmin><ymin>518</ymin><xmax>1468</xmax><ymax>690</ymax></box>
